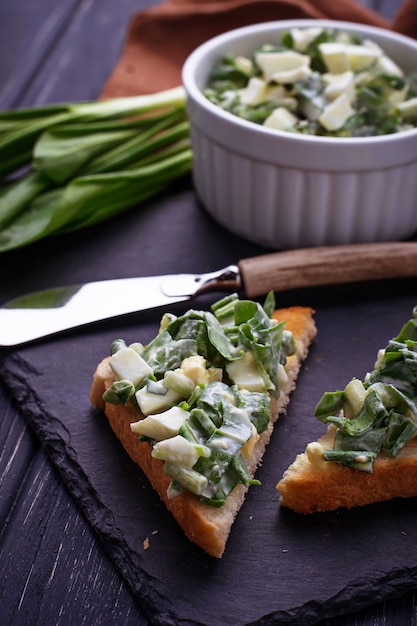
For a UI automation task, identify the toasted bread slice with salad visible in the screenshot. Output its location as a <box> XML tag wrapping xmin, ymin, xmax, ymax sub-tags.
<box><xmin>90</xmin><ymin>293</ymin><xmax>316</xmax><ymax>557</ymax></box>
<box><xmin>278</xmin><ymin>306</ymin><xmax>417</xmax><ymax>514</ymax></box>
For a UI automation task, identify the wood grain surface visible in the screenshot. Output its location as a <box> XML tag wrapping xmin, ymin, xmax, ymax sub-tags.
<box><xmin>1</xmin><ymin>2</ymin><xmax>416</xmax><ymax>625</ymax></box>
<box><xmin>239</xmin><ymin>242</ymin><xmax>417</xmax><ymax>296</ymax></box>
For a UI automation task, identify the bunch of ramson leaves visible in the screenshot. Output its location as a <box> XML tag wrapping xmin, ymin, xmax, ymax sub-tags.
<box><xmin>0</xmin><ymin>86</ymin><xmax>191</xmax><ymax>252</ymax></box>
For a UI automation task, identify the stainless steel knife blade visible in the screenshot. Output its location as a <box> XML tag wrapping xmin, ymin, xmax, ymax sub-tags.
<box><xmin>0</xmin><ymin>266</ymin><xmax>240</xmax><ymax>347</ymax></box>
<box><xmin>1</xmin><ymin>241</ymin><xmax>417</xmax><ymax>347</ymax></box>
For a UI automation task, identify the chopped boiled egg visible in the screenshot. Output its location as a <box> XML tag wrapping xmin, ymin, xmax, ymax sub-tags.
<box><xmin>344</xmin><ymin>378</ymin><xmax>367</xmax><ymax>418</ymax></box>
<box><xmin>109</xmin><ymin>346</ymin><xmax>153</xmax><ymax>387</ymax></box>
<box><xmin>277</xmin><ymin>363</ymin><xmax>288</xmax><ymax>387</ymax></box>
<box><xmin>362</xmin><ymin>38</ymin><xmax>382</xmax><ymax>52</ymax></box>
<box><xmin>264</xmin><ymin>84</ymin><xmax>287</xmax><ymax>101</ymax></box>
<box><xmin>319</xmin><ymin>42</ymin><xmax>350</xmax><ymax>73</ymax></box>
<box><xmin>241</xmin><ymin>423</ymin><xmax>260</xmax><ymax>459</ymax></box>
<box><xmin>290</xmin><ymin>26</ymin><xmax>323</xmax><ymax>52</ymax></box>
<box><xmin>180</xmin><ymin>355</ymin><xmax>210</xmax><ymax>386</ymax></box>
<box><xmin>263</xmin><ymin>107</ymin><xmax>298</xmax><ymax>130</ymax></box>
<box><xmin>234</xmin><ymin>55</ymin><xmax>253</xmax><ymax>75</ymax></box>
<box><xmin>136</xmin><ymin>385</ymin><xmax>182</xmax><ymax>416</ymax></box>
<box><xmin>323</xmin><ymin>70</ymin><xmax>355</xmax><ymax>103</ymax></box>
<box><xmin>318</xmin><ymin>92</ymin><xmax>354</xmax><ymax>131</ymax></box>
<box><xmin>152</xmin><ymin>435</ymin><xmax>201</xmax><ymax>468</ymax></box>
<box><xmin>238</xmin><ymin>76</ymin><xmax>269</xmax><ymax>105</ymax></box>
<box><xmin>226</xmin><ymin>351</ymin><xmax>267</xmax><ymax>392</ymax></box>
<box><xmin>320</xmin><ymin>41</ymin><xmax>380</xmax><ymax>73</ymax></box>
<box><xmin>272</xmin><ymin>65</ymin><xmax>312</xmax><ymax>84</ymax></box>
<box><xmin>301</xmin><ymin>95</ymin><xmax>325</xmax><ymax>121</ymax></box>
<box><xmin>130</xmin><ymin>405</ymin><xmax>189</xmax><ymax>441</ymax></box>
<box><xmin>386</xmin><ymin>82</ymin><xmax>409</xmax><ymax>106</ymax></box>
<box><xmin>345</xmin><ymin>44</ymin><xmax>381</xmax><ymax>71</ymax></box>
<box><xmin>255</xmin><ymin>50</ymin><xmax>311</xmax><ymax>83</ymax></box>
<box><xmin>306</xmin><ymin>442</ymin><xmax>325</xmax><ymax>468</ymax></box>
<box><xmin>376</xmin><ymin>54</ymin><xmax>404</xmax><ymax>77</ymax></box>
<box><xmin>397</xmin><ymin>97</ymin><xmax>417</xmax><ymax>120</ymax></box>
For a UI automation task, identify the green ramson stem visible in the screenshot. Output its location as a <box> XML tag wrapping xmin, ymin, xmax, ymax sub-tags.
<box><xmin>83</xmin><ymin>113</ymin><xmax>189</xmax><ymax>175</ymax></box>
<box><xmin>33</xmin><ymin>127</ymin><xmax>139</xmax><ymax>184</ymax></box>
<box><xmin>0</xmin><ymin>111</ymin><xmax>85</xmax><ymax>180</ymax></box>
<box><xmin>0</xmin><ymin>86</ymin><xmax>187</xmax><ymax>181</ymax></box>
<box><xmin>164</xmin><ymin>463</ymin><xmax>209</xmax><ymax>496</ymax></box>
<box><xmin>71</xmin><ymin>86</ymin><xmax>186</xmax><ymax>119</ymax></box>
<box><xmin>0</xmin><ymin>171</ymin><xmax>53</xmax><ymax>230</ymax></box>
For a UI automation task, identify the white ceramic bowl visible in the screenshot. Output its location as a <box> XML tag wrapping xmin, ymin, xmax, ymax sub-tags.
<box><xmin>182</xmin><ymin>20</ymin><xmax>417</xmax><ymax>249</ymax></box>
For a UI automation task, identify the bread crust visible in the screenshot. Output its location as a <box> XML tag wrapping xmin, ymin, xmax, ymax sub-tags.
<box><xmin>277</xmin><ymin>425</ymin><xmax>417</xmax><ymax>514</ymax></box>
<box><xmin>90</xmin><ymin>306</ymin><xmax>316</xmax><ymax>557</ymax></box>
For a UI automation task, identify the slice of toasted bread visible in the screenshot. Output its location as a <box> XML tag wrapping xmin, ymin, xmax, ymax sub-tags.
<box><xmin>277</xmin><ymin>426</ymin><xmax>417</xmax><ymax>514</ymax></box>
<box><xmin>277</xmin><ymin>307</ymin><xmax>417</xmax><ymax>515</ymax></box>
<box><xmin>90</xmin><ymin>305</ymin><xmax>316</xmax><ymax>557</ymax></box>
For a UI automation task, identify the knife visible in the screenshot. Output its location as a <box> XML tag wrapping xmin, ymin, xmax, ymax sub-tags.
<box><xmin>1</xmin><ymin>241</ymin><xmax>417</xmax><ymax>347</ymax></box>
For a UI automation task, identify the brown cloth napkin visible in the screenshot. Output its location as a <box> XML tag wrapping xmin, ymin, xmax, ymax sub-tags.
<box><xmin>101</xmin><ymin>0</ymin><xmax>417</xmax><ymax>99</ymax></box>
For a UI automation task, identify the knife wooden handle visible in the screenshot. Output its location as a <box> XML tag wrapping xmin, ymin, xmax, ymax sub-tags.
<box><xmin>238</xmin><ymin>242</ymin><xmax>417</xmax><ymax>298</ymax></box>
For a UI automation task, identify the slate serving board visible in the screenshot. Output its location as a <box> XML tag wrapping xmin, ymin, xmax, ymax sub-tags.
<box><xmin>2</xmin><ymin>184</ymin><xmax>417</xmax><ymax>625</ymax></box>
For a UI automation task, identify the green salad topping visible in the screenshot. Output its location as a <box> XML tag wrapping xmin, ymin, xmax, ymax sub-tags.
<box><xmin>205</xmin><ymin>27</ymin><xmax>417</xmax><ymax>137</ymax></box>
<box><xmin>103</xmin><ymin>292</ymin><xmax>296</xmax><ymax>507</ymax></box>
<box><xmin>315</xmin><ymin>306</ymin><xmax>417</xmax><ymax>473</ymax></box>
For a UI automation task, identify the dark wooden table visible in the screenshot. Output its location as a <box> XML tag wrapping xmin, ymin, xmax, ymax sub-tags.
<box><xmin>1</xmin><ymin>1</ymin><xmax>416</xmax><ymax>624</ymax></box>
